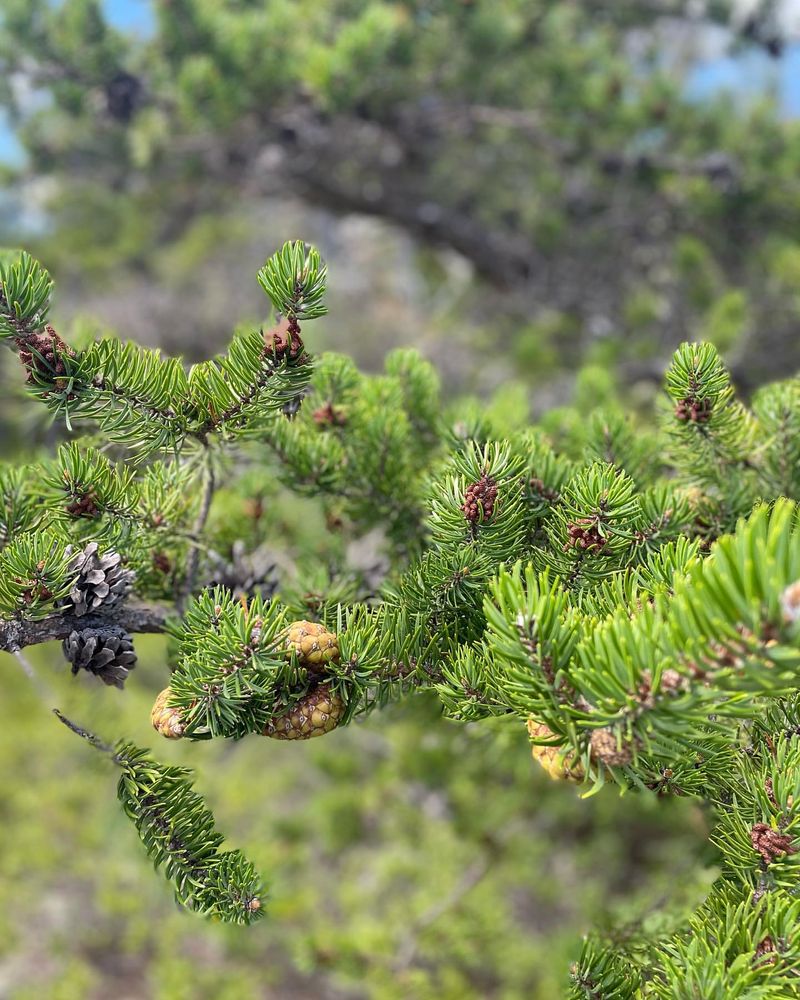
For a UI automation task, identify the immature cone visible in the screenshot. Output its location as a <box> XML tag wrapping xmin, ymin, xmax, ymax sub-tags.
<box><xmin>64</xmin><ymin>542</ymin><xmax>134</xmax><ymax>616</ymax></box>
<box><xmin>264</xmin><ymin>684</ymin><xmax>344</xmax><ymax>740</ymax></box>
<box><xmin>589</xmin><ymin>727</ymin><xmax>634</xmax><ymax>767</ymax></box>
<box><xmin>151</xmin><ymin>687</ymin><xmax>185</xmax><ymax>739</ymax></box>
<box><xmin>526</xmin><ymin>718</ymin><xmax>584</xmax><ymax>782</ymax></box>
<box><xmin>284</xmin><ymin>620</ymin><xmax>340</xmax><ymax>672</ymax></box>
<box><xmin>62</xmin><ymin>626</ymin><xmax>136</xmax><ymax>688</ymax></box>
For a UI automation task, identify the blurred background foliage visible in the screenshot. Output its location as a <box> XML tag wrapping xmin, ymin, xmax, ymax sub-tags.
<box><xmin>1</xmin><ymin>0</ymin><xmax>799</xmax><ymax>996</ymax></box>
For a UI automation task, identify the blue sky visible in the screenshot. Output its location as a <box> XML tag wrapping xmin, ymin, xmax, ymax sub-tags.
<box><xmin>1</xmin><ymin>2</ymin><xmax>799</xmax><ymax>165</ymax></box>
<box><xmin>686</xmin><ymin>41</ymin><xmax>800</xmax><ymax>117</ymax></box>
<box><xmin>0</xmin><ymin>0</ymin><xmax>153</xmax><ymax>163</ymax></box>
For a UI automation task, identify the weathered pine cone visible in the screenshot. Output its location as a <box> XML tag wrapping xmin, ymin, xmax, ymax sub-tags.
<box><xmin>284</xmin><ymin>620</ymin><xmax>340</xmax><ymax>672</ymax></box>
<box><xmin>64</xmin><ymin>542</ymin><xmax>134</xmax><ymax>616</ymax></box>
<box><xmin>527</xmin><ymin>718</ymin><xmax>585</xmax><ymax>782</ymax></box>
<box><xmin>62</xmin><ymin>626</ymin><xmax>136</xmax><ymax>688</ymax></box>
<box><xmin>151</xmin><ymin>687</ymin><xmax>186</xmax><ymax>739</ymax></box>
<box><xmin>264</xmin><ymin>684</ymin><xmax>344</xmax><ymax>740</ymax></box>
<box><xmin>206</xmin><ymin>540</ymin><xmax>278</xmax><ymax>601</ymax></box>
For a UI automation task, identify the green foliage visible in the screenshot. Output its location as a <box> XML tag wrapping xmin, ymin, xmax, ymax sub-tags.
<box><xmin>167</xmin><ymin>588</ymin><xmax>291</xmax><ymax>740</ymax></box>
<box><xmin>257</xmin><ymin>240</ymin><xmax>328</xmax><ymax>321</ymax></box>
<box><xmin>2</xmin><ymin>243</ymin><xmax>800</xmax><ymax>992</ymax></box>
<box><xmin>5</xmin><ymin>0</ymin><xmax>800</xmax><ymax>393</ymax></box>
<box><xmin>0</xmin><ymin>530</ymin><xmax>74</xmax><ymax>619</ymax></box>
<box><xmin>0</xmin><ymin>251</ymin><xmax>52</xmax><ymax>340</ymax></box>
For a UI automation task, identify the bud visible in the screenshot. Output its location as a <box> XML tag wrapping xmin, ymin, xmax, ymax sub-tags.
<box><xmin>781</xmin><ymin>580</ymin><xmax>800</xmax><ymax>625</ymax></box>
<box><xmin>589</xmin><ymin>727</ymin><xmax>634</xmax><ymax>767</ymax></box>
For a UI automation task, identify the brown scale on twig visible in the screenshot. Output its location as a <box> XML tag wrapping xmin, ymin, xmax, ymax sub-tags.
<box><xmin>264</xmin><ymin>316</ymin><xmax>304</xmax><ymax>361</ymax></box>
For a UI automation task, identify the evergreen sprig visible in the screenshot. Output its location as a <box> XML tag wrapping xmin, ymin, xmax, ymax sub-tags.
<box><xmin>0</xmin><ymin>251</ymin><xmax>53</xmax><ymax>339</ymax></box>
<box><xmin>115</xmin><ymin>743</ymin><xmax>264</xmax><ymax>924</ymax></box>
<box><xmin>257</xmin><ymin>240</ymin><xmax>328</xmax><ymax>320</ymax></box>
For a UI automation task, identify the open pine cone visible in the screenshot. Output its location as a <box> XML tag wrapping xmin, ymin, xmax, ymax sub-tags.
<box><xmin>64</xmin><ymin>542</ymin><xmax>134</xmax><ymax>616</ymax></box>
<box><xmin>62</xmin><ymin>626</ymin><xmax>137</xmax><ymax>688</ymax></box>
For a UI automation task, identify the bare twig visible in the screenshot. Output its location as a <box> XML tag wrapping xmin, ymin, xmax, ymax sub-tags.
<box><xmin>53</xmin><ymin>709</ymin><xmax>116</xmax><ymax>755</ymax></box>
<box><xmin>392</xmin><ymin>853</ymin><xmax>493</xmax><ymax>971</ymax></box>
<box><xmin>179</xmin><ymin>455</ymin><xmax>216</xmax><ymax>613</ymax></box>
<box><xmin>0</xmin><ymin>601</ymin><xmax>170</xmax><ymax>654</ymax></box>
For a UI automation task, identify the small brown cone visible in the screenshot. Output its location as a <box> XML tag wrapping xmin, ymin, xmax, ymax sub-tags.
<box><xmin>151</xmin><ymin>687</ymin><xmax>185</xmax><ymax>739</ymax></box>
<box><xmin>589</xmin><ymin>727</ymin><xmax>634</xmax><ymax>767</ymax></box>
<box><xmin>526</xmin><ymin>718</ymin><xmax>584</xmax><ymax>782</ymax></box>
<box><xmin>264</xmin><ymin>684</ymin><xmax>344</xmax><ymax>740</ymax></box>
<box><xmin>284</xmin><ymin>620</ymin><xmax>340</xmax><ymax>671</ymax></box>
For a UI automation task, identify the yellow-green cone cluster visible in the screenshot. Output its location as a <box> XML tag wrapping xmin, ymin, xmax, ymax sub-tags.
<box><xmin>284</xmin><ymin>619</ymin><xmax>340</xmax><ymax>670</ymax></box>
<box><xmin>264</xmin><ymin>684</ymin><xmax>345</xmax><ymax>740</ymax></box>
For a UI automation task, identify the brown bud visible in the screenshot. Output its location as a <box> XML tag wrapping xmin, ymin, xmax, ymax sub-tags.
<box><xmin>529</xmin><ymin>477</ymin><xmax>560</xmax><ymax>503</ymax></box>
<box><xmin>590</xmin><ymin>727</ymin><xmax>634</xmax><ymax>768</ymax></box>
<box><xmin>151</xmin><ymin>687</ymin><xmax>185</xmax><ymax>739</ymax></box>
<box><xmin>312</xmin><ymin>401</ymin><xmax>346</xmax><ymax>428</ymax></box>
<box><xmin>754</xmin><ymin>936</ymin><xmax>777</xmax><ymax>966</ymax></box>
<box><xmin>564</xmin><ymin>519</ymin><xmax>607</xmax><ymax>554</ymax></box>
<box><xmin>15</xmin><ymin>325</ymin><xmax>75</xmax><ymax>388</ymax></box>
<box><xmin>659</xmin><ymin>669</ymin><xmax>687</xmax><ymax>695</ymax></box>
<box><xmin>461</xmin><ymin>473</ymin><xmax>498</xmax><ymax>526</ymax></box>
<box><xmin>152</xmin><ymin>551</ymin><xmax>172</xmax><ymax>575</ymax></box>
<box><xmin>264</xmin><ymin>317</ymin><xmax>303</xmax><ymax>361</ymax></box>
<box><xmin>65</xmin><ymin>489</ymin><xmax>100</xmax><ymax>518</ymax></box>
<box><xmin>674</xmin><ymin>395</ymin><xmax>713</xmax><ymax>424</ymax></box>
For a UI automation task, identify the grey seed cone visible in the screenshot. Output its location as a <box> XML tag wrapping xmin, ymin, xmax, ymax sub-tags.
<box><xmin>64</xmin><ymin>542</ymin><xmax>134</xmax><ymax>616</ymax></box>
<box><xmin>63</xmin><ymin>626</ymin><xmax>137</xmax><ymax>689</ymax></box>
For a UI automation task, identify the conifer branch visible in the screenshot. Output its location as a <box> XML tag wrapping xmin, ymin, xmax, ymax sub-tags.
<box><xmin>4</xmin><ymin>237</ymin><xmax>800</xmax><ymax>982</ymax></box>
